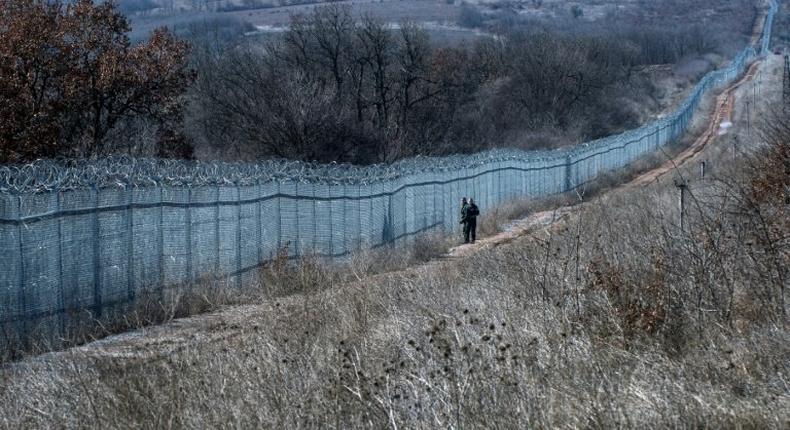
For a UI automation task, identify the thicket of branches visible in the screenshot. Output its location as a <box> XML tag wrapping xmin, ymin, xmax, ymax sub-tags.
<box><xmin>0</xmin><ymin>1</ymin><xmax>743</xmax><ymax>165</ymax></box>
<box><xmin>477</xmin><ymin>0</ymin><xmax>753</xmax><ymax>57</ymax></box>
<box><xmin>186</xmin><ymin>4</ymin><xmax>732</xmax><ymax>163</ymax></box>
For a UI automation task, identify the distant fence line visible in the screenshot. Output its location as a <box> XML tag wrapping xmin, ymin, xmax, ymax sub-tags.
<box><xmin>0</xmin><ymin>0</ymin><xmax>778</xmax><ymax>349</ymax></box>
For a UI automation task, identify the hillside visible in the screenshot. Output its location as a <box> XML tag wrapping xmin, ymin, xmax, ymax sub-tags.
<box><xmin>0</xmin><ymin>1</ymin><xmax>786</xmax><ymax>428</ymax></box>
<box><xmin>1</xmin><ymin>43</ymin><xmax>787</xmax><ymax>429</ymax></box>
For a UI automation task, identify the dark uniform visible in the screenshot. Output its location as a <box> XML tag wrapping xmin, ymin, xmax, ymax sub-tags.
<box><xmin>460</xmin><ymin>201</ymin><xmax>479</xmax><ymax>243</ymax></box>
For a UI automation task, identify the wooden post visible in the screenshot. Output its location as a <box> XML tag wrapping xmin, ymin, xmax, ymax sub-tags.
<box><xmin>758</xmin><ymin>70</ymin><xmax>762</xmax><ymax>98</ymax></box>
<box><xmin>678</xmin><ymin>182</ymin><xmax>687</xmax><ymax>233</ymax></box>
<box><xmin>733</xmin><ymin>135</ymin><xmax>739</xmax><ymax>159</ymax></box>
<box><xmin>746</xmin><ymin>100</ymin><xmax>751</xmax><ymax>137</ymax></box>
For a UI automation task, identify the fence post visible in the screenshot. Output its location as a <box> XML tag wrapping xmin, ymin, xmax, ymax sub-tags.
<box><xmin>471</xmin><ymin>170</ymin><xmax>476</xmax><ymax>204</ymax></box>
<box><xmin>432</xmin><ymin>181</ymin><xmax>437</xmax><ymax>230</ymax></box>
<box><xmin>357</xmin><ymin>184</ymin><xmax>362</xmax><ymax>250</ymax></box>
<box><xmin>442</xmin><ymin>178</ymin><xmax>447</xmax><ymax>232</ymax></box>
<box><xmin>256</xmin><ymin>180</ymin><xmax>263</xmax><ymax>265</ymax></box>
<box><xmin>369</xmin><ymin>184</ymin><xmax>375</xmax><ymax>243</ymax></box>
<box><xmin>126</xmin><ymin>185</ymin><xmax>135</xmax><ymax>304</ymax></box>
<box><xmin>497</xmin><ymin>164</ymin><xmax>502</xmax><ymax>204</ymax></box>
<box><xmin>341</xmin><ymin>183</ymin><xmax>347</xmax><ymax>254</ymax></box>
<box><xmin>403</xmin><ymin>184</ymin><xmax>408</xmax><ymax>241</ymax></box>
<box><xmin>186</xmin><ymin>186</ymin><xmax>193</xmax><ymax>285</ymax></box>
<box><xmin>235</xmin><ymin>184</ymin><xmax>242</xmax><ymax>289</ymax></box>
<box><xmin>15</xmin><ymin>195</ymin><xmax>28</xmax><ymax>349</ymax></box>
<box><xmin>295</xmin><ymin>181</ymin><xmax>300</xmax><ymax>257</ymax></box>
<box><xmin>677</xmin><ymin>182</ymin><xmax>687</xmax><ymax>233</ymax></box>
<box><xmin>564</xmin><ymin>155</ymin><xmax>573</xmax><ymax>192</ymax></box>
<box><xmin>56</xmin><ymin>190</ymin><xmax>66</xmax><ymax>343</ymax></box>
<box><xmin>215</xmin><ymin>184</ymin><xmax>221</xmax><ymax>273</ymax></box>
<box><xmin>92</xmin><ymin>187</ymin><xmax>102</xmax><ymax>318</ymax></box>
<box><xmin>312</xmin><ymin>183</ymin><xmax>317</xmax><ymax>253</ymax></box>
<box><xmin>448</xmin><ymin>175</ymin><xmax>454</xmax><ymax>231</ymax></box>
<box><xmin>328</xmin><ymin>184</ymin><xmax>334</xmax><ymax>256</ymax></box>
<box><xmin>732</xmin><ymin>135</ymin><xmax>739</xmax><ymax>159</ymax></box>
<box><xmin>276</xmin><ymin>182</ymin><xmax>282</xmax><ymax>253</ymax></box>
<box><xmin>158</xmin><ymin>186</ymin><xmax>164</xmax><ymax>303</ymax></box>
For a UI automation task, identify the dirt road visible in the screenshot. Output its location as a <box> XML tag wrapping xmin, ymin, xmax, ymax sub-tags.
<box><xmin>628</xmin><ymin>61</ymin><xmax>762</xmax><ymax>188</ymax></box>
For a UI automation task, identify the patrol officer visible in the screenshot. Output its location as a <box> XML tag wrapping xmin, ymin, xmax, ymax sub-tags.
<box><xmin>460</xmin><ymin>197</ymin><xmax>479</xmax><ymax>243</ymax></box>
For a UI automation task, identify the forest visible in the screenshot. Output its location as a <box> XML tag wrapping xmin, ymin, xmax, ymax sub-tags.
<box><xmin>1</xmin><ymin>0</ymin><xmax>754</xmax><ymax>164</ymax></box>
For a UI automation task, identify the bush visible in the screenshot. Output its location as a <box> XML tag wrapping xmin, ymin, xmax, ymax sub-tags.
<box><xmin>458</xmin><ymin>4</ymin><xmax>485</xmax><ymax>28</ymax></box>
<box><xmin>571</xmin><ymin>4</ymin><xmax>583</xmax><ymax>19</ymax></box>
<box><xmin>0</xmin><ymin>0</ymin><xmax>194</xmax><ymax>163</ymax></box>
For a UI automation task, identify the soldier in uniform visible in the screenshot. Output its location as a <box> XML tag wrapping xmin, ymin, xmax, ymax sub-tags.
<box><xmin>465</xmin><ymin>198</ymin><xmax>479</xmax><ymax>243</ymax></box>
<box><xmin>460</xmin><ymin>197</ymin><xmax>469</xmax><ymax>243</ymax></box>
<box><xmin>460</xmin><ymin>197</ymin><xmax>479</xmax><ymax>243</ymax></box>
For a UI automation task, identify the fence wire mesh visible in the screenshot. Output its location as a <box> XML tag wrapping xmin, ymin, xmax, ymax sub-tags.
<box><xmin>0</xmin><ymin>0</ymin><xmax>777</xmax><ymax>350</ymax></box>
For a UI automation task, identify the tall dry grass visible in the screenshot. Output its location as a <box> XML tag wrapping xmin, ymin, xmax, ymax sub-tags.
<box><xmin>0</xmin><ymin>109</ymin><xmax>787</xmax><ymax>429</ymax></box>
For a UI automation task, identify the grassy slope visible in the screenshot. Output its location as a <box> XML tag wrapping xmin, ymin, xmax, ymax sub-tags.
<box><xmin>0</xmin><ymin>56</ymin><xmax>787</xmax><ymax>430</ymax></box>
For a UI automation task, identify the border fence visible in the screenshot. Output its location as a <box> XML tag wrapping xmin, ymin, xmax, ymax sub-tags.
<box><xmin>0</xmin><ymin>0</ymin><xmax>778</xmax><ymax>350</ymax></box>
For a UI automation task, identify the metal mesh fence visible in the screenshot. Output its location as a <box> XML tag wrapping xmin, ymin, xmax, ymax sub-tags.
<box><xmin>0</xmin><ymin>0</ymin><xmax>777</xmax><ymax>349</ymax></box>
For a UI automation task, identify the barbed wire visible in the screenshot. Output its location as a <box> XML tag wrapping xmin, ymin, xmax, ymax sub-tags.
<box><xmin>0</xmin><ymin>149</ymin><xmax>563</xmax><ymax>193</ymax></box>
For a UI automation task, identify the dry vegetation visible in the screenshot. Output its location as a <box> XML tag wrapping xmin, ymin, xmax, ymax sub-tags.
<box><xmin>0</xmin><ymin>93</ymin><xmax>787</xmax><ymax>428</ymax></box>
<box><xmin>0</xmin><ymin>3</ymin><xmax>786</xmax><ymax>427</ymax></box>
<box><xmin>770</xmin><ymin>0</ymin><xmax>790</xmax><ymax>50</ymax></box>
<box><xmin>185</xmin><ymin>1</ymin><xmax>739</xmax><ymax>164</ymax></box>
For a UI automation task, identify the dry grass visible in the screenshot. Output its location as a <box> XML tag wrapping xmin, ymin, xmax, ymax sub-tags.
<box><xmin>0</xmin><ymin>108</ymin><xmax>788</xmax><ymax>429</ymax></box>
<box><xmin>1</xmin><ymin>73</ymin><xmax>788</xmax><ymax>428</ymax></box>
<box><xmin>0</xmin><ymin>227</ymin><xmax>455</xmax><ymax>363</ymax></box>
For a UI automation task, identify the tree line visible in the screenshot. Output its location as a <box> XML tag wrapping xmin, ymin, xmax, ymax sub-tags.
<box><xmin>1</xmin><ymin>1</ymin><xmax>732</xmax><ymax>165</ymax></box>
<box><xmin>187</xmin><ymin>4</ymin><xmax>708</xmax><ymax>164</ymax></box>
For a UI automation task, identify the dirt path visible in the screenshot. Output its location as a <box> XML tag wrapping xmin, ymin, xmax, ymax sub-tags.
<box><xmin>628</xmin><ymin>61</ymin><xmax>762</xmax><ymax>187</ymax></box>
<box><xmin>447</xmin><ymin>206</ymin><xmax>575</xmax><ymax>258</ymax></box>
